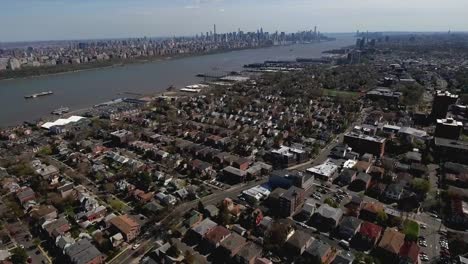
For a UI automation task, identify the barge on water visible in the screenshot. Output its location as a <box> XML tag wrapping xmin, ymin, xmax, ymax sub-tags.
<box><xmin>24</xmin><ymin>91</ymin><xmax>53</xmax><ymax>99</ymax></box>
<box><xmin>51</xmin><ymin>107</ymin><xmax>70</xmax><ymax>115</ymax></box>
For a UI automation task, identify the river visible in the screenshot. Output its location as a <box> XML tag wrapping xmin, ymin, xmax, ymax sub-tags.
<box><xmin>0</xmin><ymin>34</ymin><xmax>355</xmax><ymax>127</ymax></box>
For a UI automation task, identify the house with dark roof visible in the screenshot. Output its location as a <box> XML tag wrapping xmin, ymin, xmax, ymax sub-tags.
<box><xmin>186</xmin><ymin>218</ymin><xmax>217</xmax><ymax>244</ymax></box>
<box><xmin>42</xmin><ymin>217</ymin><xmax>71</xmax><ymax>239</ymax></box>
<box><xmin>65</xmin><ymin>238</ymin><xmax>104</xmax><ymax>264</ymax></box>
<box><xmin>332</xmin><ymin>252</ymin><xmax>355</xmax><ymax>264</ymax></box>
<box><xmin>350</xmin><ymin>172</ymin><xmax>372</xmax><ymax>191</ymax></box>
<box><xmin>384</xmin><ymin>183</ymin><xmax>404</xmax><ymax>201</ymax></box>
<box><xmin>234</xmin><ymin>242</ymin><xmax>263</xmax><ymax>264</ymax></box>
<box><xmin>311</xmin><ymin>204</ymin><xmax>343</xmax><ymax>231</ymax></box>
<box><xmin>337</xmin><ymin>216</ymin><xmax>362</xmax><ymax>241</ymax></box>
<box><xmin>336</xmin><ymin>169</ymin><xmax>357</xmax><ymax>186</ymax></box>
<box><xmin>304</xmin><ymin>239</ymin><xmax>336</xmax><ymax>264</ymax></box>
<box><xmin>218</xmin><ymin>232</ymin><xmax>247</xmax><ymax>258</ymax></box>
<box><xmin>285</xmin><ymin>230</ymin><xmax>314</xmax><ymax>255</ymax></box>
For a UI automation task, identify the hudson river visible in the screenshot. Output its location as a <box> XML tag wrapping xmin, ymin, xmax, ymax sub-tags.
<box><xmin>0</xmin><ymin>34</ymin><xmax>355</xmax><ymax>127</ymax></box>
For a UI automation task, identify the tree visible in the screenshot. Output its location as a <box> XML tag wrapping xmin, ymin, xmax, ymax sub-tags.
<box><xmin>411</xmin><ymin>178</ymin><xmax>431</xmax><ymax>194</ymax></box>
<box><xmin>376</xmin><ymin>210</ymin><xmax>388</xmax><ymax>226</ymax></box>
<box><xmin>11</xmin><ymin>247</ymin><xmax>28</xmax><ymax>264</ymax></box>
<box><xmin>324</xmin><ymin>198</ymin><xmax>339</xmax><ymax>208</ymax></box>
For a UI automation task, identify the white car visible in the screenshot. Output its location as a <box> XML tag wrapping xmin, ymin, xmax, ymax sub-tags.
<box><xmin>132</xmin><ymin>243</ymin><xmax>141</xmax><ymax>250</ymax></box>
<box><xmin>420</xmin><ymin>224</ymin><xmax>428</xmax><ymax>229</ymax></box>
<box><xmin>419</xmin><ymin>241</ymin><xmax>427</xmax><ymax>247</ymax></box>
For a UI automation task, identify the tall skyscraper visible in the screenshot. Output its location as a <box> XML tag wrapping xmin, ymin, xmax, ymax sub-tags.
<box><xmin>213</xmin><ymin>24</ymin><xmax>217</xmax><ymax>42</ymax></box>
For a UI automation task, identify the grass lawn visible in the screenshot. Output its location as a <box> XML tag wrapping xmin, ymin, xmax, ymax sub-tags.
<box><xmin>323</xmin><ymin>89</ymin><xmax>361</xmax><ymax>98</ymax></box>
<box><xmin>403</xmin><ymin>220</ymin><xmax>420</xmax><ymax>240</ymax></box>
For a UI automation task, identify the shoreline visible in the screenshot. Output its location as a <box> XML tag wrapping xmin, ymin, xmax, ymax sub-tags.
<box><xmin>0</xmin><ymin>38</ymin><xmax>344</xmax><ymax>128</ymax></box>
<box><xmin>0</xmin><ymin>42</ymin><xmax>329</xmax><ymax>82</ymax></box>
<box><xmin>0</xmin><ymin>40</ymin><xmax>335</xmax><ymax>82</ymax></box>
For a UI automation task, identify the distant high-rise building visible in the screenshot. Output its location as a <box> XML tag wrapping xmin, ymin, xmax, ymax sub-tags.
<box><xmin>431</xmin><ymin>90</ymin><xmax>459</xmax><ymax>119</ymax></box>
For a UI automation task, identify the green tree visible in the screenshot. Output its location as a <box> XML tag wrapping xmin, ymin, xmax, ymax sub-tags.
<box><xmin>376</xmin><ymin>210</ymin><xmax>388</xmax><ymax>226</ymax></box>
<box><xmin>324</xmin><ymin>198</ymin><xmax>339</xmax><ymax>208</ymax></box>
<box><xmin>11</xmin><ymin>247</ymin><xmax>28</xmax><ymax>264</ymax></box>
<box><xmin>411</xmin><ymin>178</ymin><xmax>431</xmax><ymax>194</ymax></box>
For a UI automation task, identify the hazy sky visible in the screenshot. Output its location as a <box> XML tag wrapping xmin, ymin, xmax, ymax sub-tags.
<box><xmin>1</xmin><ymin>0</ymin><xmax>467</xmax><ymax>42</ymax></box>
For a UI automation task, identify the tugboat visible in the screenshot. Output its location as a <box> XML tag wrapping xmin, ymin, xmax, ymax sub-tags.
<box><xmin>51</xmin><ymin>107</ymin><xmax>70</xmax><ymax>115</ymax></box>
<box><xmin>24</xmin><ymin>91</ymin><xmax>53</xmax><ymax>99</ymax></box>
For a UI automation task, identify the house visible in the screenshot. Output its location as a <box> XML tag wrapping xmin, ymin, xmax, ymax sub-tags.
<box><xmin>350</xmin><ymin>172</ymin><xmax>372</xmax><ymax>191</ymax></box>
<box><xmin>304</xmin><ymin>239</ymin><xmax>336</xmax><ymax>264</ymax></box>
<box><xmin>187</xmin><ymin>218</ymin><xmax>217</xmax><ymax>243</ymax></box>
<box><xmin>16</xmin><ymin>187</ymin><xmax>35</xmax><ymax>205</ymax></box>
<box><xmin>202</xmin><ymin>225</ymin><xmax>231</xmax><ymax>251</ymax></box>
<box><xmin>399</xmin><ymin>241</ymin><xmax>420</xmax><ymax>264</ymax></box>
<box><xmin>311</xmin><ymin>204</ymin><xmax>343</xmax><ymax>231</ymax></box>
<box><xmin>133</xmin><ymin>189</ymin><xmax>154</xmax><ymax>203</ymax></box>
<box><xmin>184</xmin><ymin>210</ymin><xmax>204</xmax><ymax>228</ymax></box>
<box><xmin>65</xmin><ymin>238</ymin><xmax>105</xmax><ymax>264</ymax></box>
<box><xmin>354</xmin><ymin>161</ymin><xmax>372</xmax><ymax>173</ymax></box>
<box><xmin>30</xmin><ymin>205</ymin><xmax>58</xmax><ymax>222</ymax></box>
<box><xmin>223</xmin><ymin>166</ymin><xmax>247</xmax><ymax>184</ymax></box>
<box><xmin>332</xmin><ymin>252</ymin><xmax>355</xmax><ymax>264</ymax></box>
<box><xmin>234</xmin><ymin>242</ymin><xmax>263</xmax><ymax>264</ymax></box>
<box><xmin>285</xmin><ymin>230</ymin><xmax>314</xmax><ymax>255</ymax></box>
<box><xmin>218</xmin><ymin>232</ymin><xmax>247</xmax><ymax>258</ymax></box>
<box><xmin>109</xmin><ymin>214</ymin><xmax>141</xmax><ymax>242</ymax></box>
<box><xmin>377</xmin><ymin>228</ymin><xmax>405</xmax><ymax>261</ymax></box>
<box><xmin>337</xmin><ymin>216</ymin><xmax>362</xmax><ymax>241</ymax></box>
<box><xmin>56</xmin><ymin>235</ymin><xmax>75</xmax><ymax>253</ymax></box>
<box><xmin>42</xmin><ymin>217</ymin><xmax>71</xmax><ymax>239</ymax></box>
<box><xmin>360</xmin><ymin>202</ymin><xmax>385</xmax><ymax>222</ymax></box>
<box><xmin>36</xmin><ymin>164</ymin><xmax>59</xmax><ymax>180</ymax></box>
<box><xmin>344</xmin><ymin>195</ymin><xmax>363</xmax><ymax>217</ymax></box>
<box><xmin>356</xmin><ymin>221</ymin><xmax>382</xmax><ymax>249</ymax></box>
<box><xmin>336</xmin><ymin>169</ymin><xmax>357</xmax><ymax>186</ymax></box>
<box><xmin>204</xmin><ymin>204</ymin><xmax>220</xmax><ymax>219</ymax></box>
<box><xmin>449</xmin><ymin>199</ymin><xmax>468</xmax><ymax>226</ymax></box>
<box><xmin>57</xmin><ymin>182</ymin><xmax>74</xmax><ymax>198</ymax></box>
<box><xmin>299</xmin><ymin>198</ymin><xmax>316</xmax><ymax>219</ymax></box>
<box><xmin>384</xmin><ymin>184</ymin><xmax>404</xmax><ymax>201</ymax></box>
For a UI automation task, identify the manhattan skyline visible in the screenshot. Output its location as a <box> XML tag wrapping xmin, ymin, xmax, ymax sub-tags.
<box><xmin>1</xmin><ymin>0</ymin><xmax>467</xmax><ymax>42</ymax></box>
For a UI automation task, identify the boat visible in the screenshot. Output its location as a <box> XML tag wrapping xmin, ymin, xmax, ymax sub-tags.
<box><xmin>24</xmin><ymin>91</ymin><xmax>53</xmax><ymax>99</ymax></box>
<box><xmin>51</xmin><ymin>107</ymin><xmax>70</xmax><ymax>115</ymax></box>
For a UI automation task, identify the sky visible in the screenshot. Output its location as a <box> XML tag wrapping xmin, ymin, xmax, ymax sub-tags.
<box><xmin>1</xmin><ymin>0</ymin><xmax>467</xmax><ymax>42</ymax></box>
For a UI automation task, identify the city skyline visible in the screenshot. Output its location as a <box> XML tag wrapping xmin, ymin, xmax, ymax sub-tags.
<box><xmin>1</xmin><ymin>0</ymin><xmax>467</xmax><ymax>42</ymax></box>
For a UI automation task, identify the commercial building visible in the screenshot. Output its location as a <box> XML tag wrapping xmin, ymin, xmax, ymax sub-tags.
<box><xmin>279</xmin><ymin>186</ymin><xmax>305</xmax><ymax>217</ymax></box>
<box><xmin>306</xmin><ymin>160</ymin><xmax>339</xmax><ymax>182</ymax></box>
<box><xmin>269</xmin><ymin>170</ymin><xmax>314</xmax><ymax>190</ymax></box>
<box><xmin>435</xmin><ymin>118</ymin><xmax>463</xmax><ymax>140</ymax></box>
<box><xmin>431</xmin><ymin>90</ymin><xmax>458</xmax><ymax>119</ymax></box>
<box><xmin>344</xmin><ymin>132</ymin><xmax>386</xmax><ymax>157</ymax></box>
